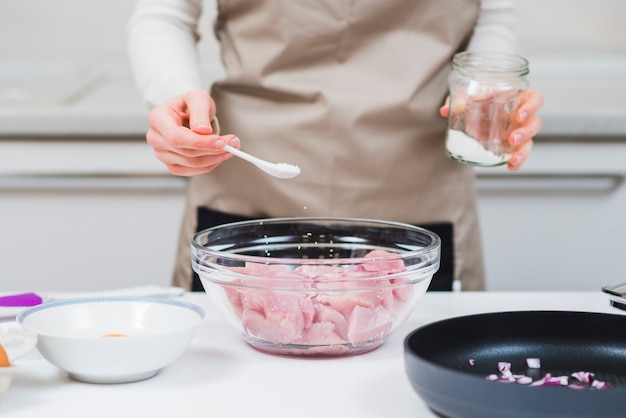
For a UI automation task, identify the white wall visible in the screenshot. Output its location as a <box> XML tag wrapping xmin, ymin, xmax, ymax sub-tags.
<box><xmin>516</xmin><ymin>0</ymin><xmax>626</xmax><ymax>56</ymax></box>
<box><xmin>0</xmin><ymin>0</ymin><xmax>220</xmax><ymax>62</ymax></box>
<box><xmin>2</xmin><ymin>1</ymin><xmax>625</xmax><ymax>61</ymax></box>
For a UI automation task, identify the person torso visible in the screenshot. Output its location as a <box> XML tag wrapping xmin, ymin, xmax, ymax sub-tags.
<box><xmin>174</xmin><ymin>0</ymin><xmax>487</xmax><ymax>290</ymax></box>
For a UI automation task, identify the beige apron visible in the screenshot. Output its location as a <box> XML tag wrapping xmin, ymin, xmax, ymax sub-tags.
<box><xmin>173</xmin><ymin>0</ymin><xmax>485</xmax><ymax>290</ymax></box>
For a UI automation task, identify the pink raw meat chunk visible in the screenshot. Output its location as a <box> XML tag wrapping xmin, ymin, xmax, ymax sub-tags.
<box><xmin>294</xmin><ymin>264</ymin><xmax>344</xmax><ymax>278</ymax></box>
<box><xmin>313</xmin><ymin>302</ymin><xmax>349</xmax><ymax>341</ymax></box>
<box><xmin>315</xmin><ymin>286</ymin><xmax>383</xmax><ymax>317</ymax></box>
<box><xmin>224</xmin><ymin>263</ymin><xmax>314</xmax><ymax>319</ymax></box>
<box><xmin>347</xmin><ymin>305</ymin><xmax>394</xmax><ymax>345</ymax></box>
<box><xmin>391</xmin><ymin>279</ymin><xmax>414</xmax><ymax>302</ymax></box>
<box><xmin>223</xmin><ymin>249</ymin><xmax>414</xmax><ymax>349</ymax></box>
<box><xmin>378</xmin><ymin>279</ymin><xmax>415</xmax><ymax>317</ymax></box>
<box><xmin>232</xmin><ymin>264</ymin><xmax>312</xmax><ymax>287</ymax></box>
<box><xmin>293</xmin><ymin>322</ymin><xmax>346</xmax><ymax>346</ymax></box>
<box><xmin>224</xmin><ymin>285</ymin><xmax>244</xmax><ymax>318</ymax></box>
<box><xmin>360</xmin><ymin>249</ymin><xmax>405</xmax><ymax>273</ymax></box>
<box><xmin>240</xmin><ymin>289</ymin><xmax>314</xmax><ymax>344</ymax></box>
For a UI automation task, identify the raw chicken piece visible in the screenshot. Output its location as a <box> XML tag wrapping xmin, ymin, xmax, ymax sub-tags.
<box><xmin>294</xmin><ymin>264</ymin><xmax>344</xmax><ymax>278</ymax></box>
<box><xmin>391</xmin><ymin>279</ymin><xmax>414</xmax><ymax>302</ymax></box>
<box><xmin>237</xmin><ymin>263</ymin><xmax>291</xmax><ymax>274</ymax></box>
<box><xmin>293</xmin><ymin>322</ymin><xmax>346</xmax><ymax>346</ymax></box>
<box><xmin>314</xmin><ymin>288</ymin><xmax>382</xmax><ymax>317</ymax></box>
<box><xmin>224</xmin><ymin>263</ymin><xmax>315</xmax><ymax>319</ymax></box>
<box><xmin>242</xmin><ymin>309</ymin><xmax>302</xmax><ymax>345</ymax></box>
<box><xmin>312</xmin><ymin>302</ymin><xmax>349</xmax><ymax>340</ymax></box>
<box><xmin>222</xmin><ymin>249</ymin><xmax>412</xmax><ymax>349</ymax></box>
<box><xmin>378</xmin><ymin>279</ymin><xmax>415</xmax><ymax>316</ymax></box>
<box><xmin>232</xmin><ymin>264</ymin><xmax>311</xmax><ymax>288</ymax></box>
<box><xmin>300</xmin><ymin>296</ymin><xmax>315</xmax><ymax>329</ymax></box>
<box><xmin>347</xmin><ymin>305</ymin><xmax>394</xmax><ymax>346</ymax></box>
<box><xmin>239</xmin><ymin>290</ymin><xmax>311</xmax><ymax>344</ymax></box>
<box><xmin>224</xmin><ymin>286</ymin><xmax>244</xmax><ymax>317</ymax></box>
<box><xmin>360</xmin><ymin>249</ymin><xmax>405</xmax><ymax>273</ymax></box>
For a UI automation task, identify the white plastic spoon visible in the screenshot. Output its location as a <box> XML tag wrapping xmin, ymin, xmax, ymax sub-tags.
<box><xmin>223</xmin><ymin>144</ymin><xmax>300</xmax><ymax>179</ymax></box>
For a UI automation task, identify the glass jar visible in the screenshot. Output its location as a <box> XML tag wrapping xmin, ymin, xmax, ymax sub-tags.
<box><xmin>445</xmin><ymin>52</ymin><xmax>529</xmax><ymax>167</ymax></box>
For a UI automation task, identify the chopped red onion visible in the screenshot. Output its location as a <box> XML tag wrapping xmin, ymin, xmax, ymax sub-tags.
<box><xmin>515</xmin><ymin>375</ymin><xmax>534</xmax><ymax>385</ymax></box>
<box><xmin>571</xmin><ymin>371</ymin><xmax>594</xmax><ymax>384</ymax></box>
<box><xmin>591</xmin><ymin>380</ymin><xmax>611</xmax><ymax>390</ymax></box>
<box><xmin>498</xmin><ymin>362</ymin><xmax>512</xmax><ymax>376</ymax></box>
<box><xmin>481</xmin><ymin>358</ymin><xmax>612</xmax><ymax>390</ymax></box>
<box><xmin>529</xmin><ymin>373</ymin><xmax>569</xmax><ymax>387</ymax></box>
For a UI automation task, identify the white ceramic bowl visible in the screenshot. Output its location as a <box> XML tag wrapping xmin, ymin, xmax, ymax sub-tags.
<box><xmin>17</xmin><ymin>297</ymin><xmax>205</xmax><ymax>384</ymax></box>
<box><xmin>0</xmin><ymin>328</ymin><xmax>38</xmax><ymax>403</ymax></box>
<box><xmin>0</xmin><ymin>368</ymin><xmax>15</xmax><ymax>405</ymax></box>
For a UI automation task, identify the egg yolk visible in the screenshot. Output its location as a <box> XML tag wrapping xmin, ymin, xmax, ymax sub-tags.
<box><xmin>0</xmin><ymin>345</ymin><xmax>10</xmax><ymax>367</ymax></box>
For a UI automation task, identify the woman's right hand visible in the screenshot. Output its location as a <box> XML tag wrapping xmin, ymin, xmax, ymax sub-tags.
<box><xmin>146</xmin><ymin>89</ymin><xmax>239</xmax><ymax>176</ymax></box>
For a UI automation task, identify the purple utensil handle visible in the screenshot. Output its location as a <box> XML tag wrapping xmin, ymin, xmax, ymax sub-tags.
<box><xmin>0</xmin><ymin>292</ymin><xmax>43</xmax><ymax>307</ymax></box>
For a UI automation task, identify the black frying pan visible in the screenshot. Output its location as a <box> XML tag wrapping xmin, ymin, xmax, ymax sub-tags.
<box><xmin>404</xmin><ymin>311</ymin><xmax>626</xmax><ymax>418</ymax></box>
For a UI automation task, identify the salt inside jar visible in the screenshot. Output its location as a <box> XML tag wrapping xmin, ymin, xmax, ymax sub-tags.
<box><xmin>445</xmin><ymin>52</ymin><xmax>530</xmax><ymax>167</ymax></box>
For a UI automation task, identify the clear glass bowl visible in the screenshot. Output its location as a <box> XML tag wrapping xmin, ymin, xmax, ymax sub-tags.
<box><xmin>191</xmin><ymin>217</ymin><xmax>440</xmax><ymax>357</ymax></box>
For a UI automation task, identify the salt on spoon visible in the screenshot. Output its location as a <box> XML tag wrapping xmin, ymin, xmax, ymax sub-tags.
<box><xmin>223</xmin><ymin>144</ymin><xmax>300</xmax><ymax>179</ymax></box>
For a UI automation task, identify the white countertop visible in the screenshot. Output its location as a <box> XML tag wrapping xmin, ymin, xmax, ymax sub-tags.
<box><xmin>1</xmin><ymin>291</ymin><xmax>619</xmax><ymax>418</ymax></box>
<box><xmin>1</xmin><ymin>55</ymin><xmax>625</xmax><ymax>138</ymax></box>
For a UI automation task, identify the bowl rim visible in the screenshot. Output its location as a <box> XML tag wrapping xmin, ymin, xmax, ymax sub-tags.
<box><xmin>16</xmin><ymin>296</ymin><xmax>206</xmax><ymax>337</ymax></box>
<box><xmin>191</xmin><ymin>216</ymin><xmax>441</xmax><ymax>265</ymax></box>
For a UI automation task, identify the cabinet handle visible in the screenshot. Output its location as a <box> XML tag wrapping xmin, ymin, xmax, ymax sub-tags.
<box><xmin>476</xmin><ymin>174</ymin><xmax>624</xmax><ymax>193</ymax></box>
<box><xmin>0</xmin><ymin>175</ymin><xmax>187</xmax><ymax>191</ymax></box>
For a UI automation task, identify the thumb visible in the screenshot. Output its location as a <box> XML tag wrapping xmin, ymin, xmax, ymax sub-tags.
<box><xmin>185</xmin><ymin>90</ymin><xmax>217</xmax><ymax>134</ymax></box>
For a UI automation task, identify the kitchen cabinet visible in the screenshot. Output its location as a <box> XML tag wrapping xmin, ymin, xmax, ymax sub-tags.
<box><xmin>1</xmin><ymin>53</ymin><xmax>625</xmax><ymax>292</ymax></box>
<box><xmin>3</xmin><ymin>138</ymin><xmax>623</xmax><ymax>293</ymax></box>
<box><xmin>0</xmin><ymin>139</ymin><xmax>186</xmax><ymax>292</ymax></box>
<box><xmin>476</xmin><ymin>138</ymin><xmax>626</xmax><ymax>291</ymax></box>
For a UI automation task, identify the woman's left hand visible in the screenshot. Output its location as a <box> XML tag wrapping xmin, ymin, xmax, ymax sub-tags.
<box><xmin>440</xmin><ymin>89</ymin><xmax>544</xmax><ymax>171</ymax></box>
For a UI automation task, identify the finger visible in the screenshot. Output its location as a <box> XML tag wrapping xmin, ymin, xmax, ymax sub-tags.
<box><xmin>146</xmin><ymin>127</ymin><xmax>207</xmax><ymax>158</ymax></box>
<box><xmin>516</xmin><ymin>90</ymin><xmax>544</xmax><ymax>123</ymax></box>
<box><xmin>149</xmin><ymin>107</ymin><xmax>236</xmax><ymax>152</ymax></box>
<box><xmin>215</xmin><ymin>135</ymin><xmax>240</xmax><ymax>150</ymax></box>
<box><xmin>150</xmin><ymin>122</ymin><xmax>222</xmax><ymax>151</ymax></box>
<box><xmin>439</xmin><ymin>97</ymin><xmax>450</xmax><ymax>118</ymax></box>
<box><xmin>507</xmin><ymin>139</ymin><xmax>533</xmax><ymax>171</ymax></box>
<box><xmin>157</xmin><ymin>148</ymin><xmax>235</xmax><ymax>173</ymax></box>
<box><xmin>152</xmin><ymin>141</ymin><xmax>236</xmax><ymax>176</ymax></box>
<box><xmin>147</xmin><ymin>126</ymin><xmax>238</xmax><ymax>164</ymax></box>
<box><xmin>150</xmin><ymin>130</ymin><xmax>239</xmax><ymax>159</ymax></box>
<box><xmin>167</xmin><ymin>162</ymin><xmax>223</xmax><ymax>177</ymax></box>
<box><xmin>509</xmin><ymin>115</ymin><xmax>543</xmax><ymax>147</ymax></box>
<box><xmin>184</xmin><ymin>90</ymin><xmax>217</xmax><ymax>134</ymax></box>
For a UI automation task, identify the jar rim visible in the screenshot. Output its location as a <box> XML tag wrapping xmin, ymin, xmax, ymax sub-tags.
<box><xmin>453</xmin><ymin>51</ymin><xmax>529</xmax><ymax>76</ymax></box>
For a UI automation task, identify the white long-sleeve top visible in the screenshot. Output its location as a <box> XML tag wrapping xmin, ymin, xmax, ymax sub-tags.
<box><xmin>127</xmin><ymin>0</ymin><xmax>518</xmax><ymax>108</ymax></box>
